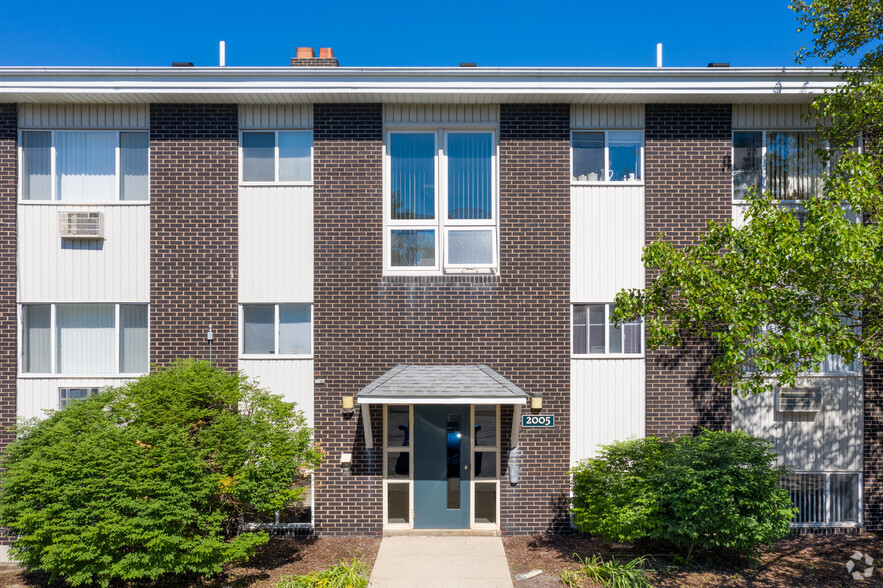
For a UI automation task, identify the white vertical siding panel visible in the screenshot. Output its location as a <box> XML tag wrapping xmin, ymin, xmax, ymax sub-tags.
<box><xmin>19</xmin><ymin>104</ymin><xmax>149</xmax><ymax>129</ymax></box>
<box><xmin>17</xmin><ymin>377</ymin><xmax>133</xmax><ymax>421</ymax></box>
<box><xmin>571</xmin><ymin>104</ymin><xmax>644</xmax><ymax>129</ymax></box>
<box><xmin>382</xmin><ymin>104</ymin><xmax>499</xmax><ymax>124</ymax></box>
<box><xmin>733</xmin><ymin>104</ymin><xmax>815</xmax><ymax>129</ymax></box>
<box><xmin>239</xmin><ymin>359</ymin><xmax>314</xmax><ymax>425</ymax></box>
<box><xmin>238</xmin><ymin>186</ymin><xmax>313</xmax><ymax>303</ymax></box>
<box><xmin>18</xmin><ymin>205</ymin><xmax>150</xmax><ymax>302</ymax></box>
<box><xmin>570</xmin><ymin>359</ymin><xmax>645</xmax><ymax>465</ymax></box>
<box><xmin>238</xmin><ymin>105</ymin><xmax>313</xmax><ymax>129</ymax></box>
<box><xmin>733</xmin><ymin>376</ymin><xmax>863</xmax><ymax>471</ymax></box>
<box><xmin>571</xmin><ymin>185</ymin><xmax>645</xmax><ymax>302</ymax></box>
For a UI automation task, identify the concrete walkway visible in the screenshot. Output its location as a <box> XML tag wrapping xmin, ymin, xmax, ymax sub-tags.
<box><xmin>368</xmin><ymin>536</ymin><xmax>514</xmax><ymax>588</ymax></box>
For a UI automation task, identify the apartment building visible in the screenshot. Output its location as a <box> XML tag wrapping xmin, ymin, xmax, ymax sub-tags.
<box><xmin>0</xmin><ymin>50</ymin><xmax>875</xmax><ymax>536</ymax></box>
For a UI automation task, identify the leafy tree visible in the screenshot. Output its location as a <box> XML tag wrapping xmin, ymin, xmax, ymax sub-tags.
<box><xmin>570</xmin><ymin>430</ymin><xmax>796</xmax><ymax>557</ymax></box>
<box><xmin>613</xmin><ymin>0</ymin><xmax>883</xmax><ymax>395</ymax></box>
<box><xmin>0</xmin><ymin>359</ymin><xmax>322</xmax><ymax>587</ymax></box>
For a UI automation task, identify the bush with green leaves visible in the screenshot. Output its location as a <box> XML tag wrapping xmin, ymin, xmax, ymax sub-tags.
<box><xmin>0</xmin><ymin>359</ymin><xmax>322</xmax><ymax>587</ymax></box>
<box><xmin>570</xmin><ymin>429</ymin><xmax>796</xmax><ymax>556</ymax></box>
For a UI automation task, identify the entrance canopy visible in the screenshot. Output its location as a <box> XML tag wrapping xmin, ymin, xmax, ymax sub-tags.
<box><xmin>356</xmin><ymin>364</ymin><xmax>528</xmax><ymax>405</ymax></box>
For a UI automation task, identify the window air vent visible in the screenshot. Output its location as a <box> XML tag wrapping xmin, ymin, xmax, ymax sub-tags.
<box><xmin>777</xmin><ymin>386</ymin><xmax>823</xmax><ymax>413</ymax></box>
<box><xmin>58</xmin><ymin>211</ymin><xmax>105</xmax><ymax>239</ymax></box>
<box><xmin>58</xmin><ymin>387</ymin><xmax>100</xmax><ymax>409</ymax></box>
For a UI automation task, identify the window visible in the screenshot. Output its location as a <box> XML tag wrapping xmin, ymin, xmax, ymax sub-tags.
<box><xmin>241</xmin><ymin>303</ymin><xmax>312</xmax><ymax>356</ymax></box>
<box><xmin>20</xmin><ymin>131</ymin><xmax>149</xmax><ymax>202</ymax></box>
<box><xmin>58</xmin><ymin>387</ymin><xmax>100</xmax><ymax>409</ymax></box>
<box><xmin>733</xmin><ymin>131</ymin><xmax>826</xmax><ymax>201</ymax></box>
<box><xmin>571</xmin><ymin>131</ymin><xmax>643</xmax><ymax>183</ymax></box>
<box><xmin>781</xmin><ymin>472</ymin><xmax>861</xmax><ymax>526</ymax></box>
<box><xmin>240</xmin><ymin>131</ymin><xmax>312</xmax><ymax>184</ymax></box>
<box><xmin>385</xmin><ymin>130</ymin><xmax>497</xmax><ymax>273</ymax></box>
<box><xmin>21</xmin><ymin>304</ymin><xmax>148</xmax><ymax>374</ymax></box>
<box><xmin>572</xmin><ymin>304</ymin><xmax>642</xmax><ymax>356</ymax></box>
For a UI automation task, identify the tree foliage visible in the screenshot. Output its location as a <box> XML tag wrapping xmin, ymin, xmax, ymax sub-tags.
<box><xmin>570</xmin><ymin>430</ymin><xmax>796</xmax><ymax>556</ymax></box>
<box><xmin>613</xmin><ymin>0</ymin><xmax>883</xmax><ymax>395</ymax></box>
<box><xmin>0</xmin><ymin>359</ymin><xmax>322</xmax><ymax>587</ymax></box>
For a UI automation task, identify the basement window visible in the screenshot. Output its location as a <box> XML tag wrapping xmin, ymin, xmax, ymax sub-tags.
<box><xmin>781</xmin><ymin>472</ymin><xmax>861</xmax><ymax>527</ymax></box>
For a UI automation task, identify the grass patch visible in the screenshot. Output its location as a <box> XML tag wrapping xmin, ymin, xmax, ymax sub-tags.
<box><xmin>275</xmin><ymin>556</ymin><xmax>369</xmax><ymax>588</ymax></box>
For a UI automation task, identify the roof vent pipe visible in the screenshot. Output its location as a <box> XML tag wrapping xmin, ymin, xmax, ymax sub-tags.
<box><xmin>656</xmin><ymin>43</ymin><xmax>662</xmax><ymax>68</ymax></box>
<box><xmin>219</xmin><ymin>41</ymin><xmax>225</xmax><ymax>67</ymax></box>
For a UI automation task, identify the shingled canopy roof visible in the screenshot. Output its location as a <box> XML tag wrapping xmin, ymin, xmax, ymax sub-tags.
<box><xmin>356</xmin><ymin>365</ymin><xmax>528</xmax><ymax>404</ymax></box>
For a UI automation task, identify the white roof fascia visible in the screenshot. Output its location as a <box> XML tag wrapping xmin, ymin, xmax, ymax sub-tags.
<box><xmin>0</xmin><ymin>67</ymin><xmax>843</xmax><ymax>104</ymax></box>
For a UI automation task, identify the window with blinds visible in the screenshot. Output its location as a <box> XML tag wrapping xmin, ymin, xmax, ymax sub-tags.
<box><xmin>732</xmin><ymin>130</ymin><xmax>826</xmax><ymax>201</ymax></box>
<box><xmin>385</xmin><ymin>129</ymin><xmax>497</xmax><ymax>274</ymax></box>
<box><xmin>20</xmin><ymin>130</ymin><xmax>149</xmax><ymax>202</ymax></box>
<box><xmin>22</xmin><ymin>303</ymin><xmax>148</xmax><ymax>375</ymax></box>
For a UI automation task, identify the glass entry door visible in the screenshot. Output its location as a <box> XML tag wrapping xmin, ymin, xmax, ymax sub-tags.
<box><xmin>413</xmin><ymin>405</ymin><xmax>471</xmax><ymax>529</ymax></box>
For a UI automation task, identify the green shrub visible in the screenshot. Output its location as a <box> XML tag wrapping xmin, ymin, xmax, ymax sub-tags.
<box><xmin>0</xmin><ymin>359</ymin><xmax>322</xmax><ymax>587</ymax></box>
<box><xmin>570</xmin><ymin>429</ymin><xmax>796</xmax><ymax>556</ymax></box>
<box><xmin>275</xmin><ymin>557</ymin><xmax>370</xmax><ymax>588</ymax></box>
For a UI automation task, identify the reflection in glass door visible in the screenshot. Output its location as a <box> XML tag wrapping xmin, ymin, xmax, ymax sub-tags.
<box><xmin>383</xmin><ymin>405</ymin><xmax>412</xmax><ymax>528</ymax></box>
<box><xmin>472</xmin><ymin>405</ymin><xmax>500</xmax><ymax>527</ymax></box>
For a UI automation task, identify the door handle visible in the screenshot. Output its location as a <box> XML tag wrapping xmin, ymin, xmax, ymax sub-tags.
<box><xmin>464</xmin><ymin>465</ymin><xmax>469</xmax><ymax>470</ymax></box>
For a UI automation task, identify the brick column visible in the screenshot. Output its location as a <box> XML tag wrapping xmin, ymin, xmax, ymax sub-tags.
<box><xmin>149</xmin><ymin>104</ymin><xmax>238</xmax><ymax>371</ymax></box>
<box><xmin>497</xmin><ymin>104</ymin><xmax>571</xmax><ymax>534</ymax></box>
<box><xmin>0</xmin><ymin>105</ymin><xmax>15</xmax><ymax>452</ymax></box>
<box><xmin>312</xmin><ymin>104</ymin><xmax>570</xmax><ymax>535</ymax></box>
<box><xmin>864</xmin><ymin>362</ymin><xmax>883</xmax><ymax>530</ymax></box>
<box><xmin>644</xmin><ymin>104</ymin><xmax>733</xmax><ymax>436</ymax></box>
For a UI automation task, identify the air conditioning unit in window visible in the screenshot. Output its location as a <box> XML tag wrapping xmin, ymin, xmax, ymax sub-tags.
<box><xmin>58</xmin><ymin>387</ymin><xmax>100</xmax><ymax>409</ymax></box>
<box><xmin>777</xmin><ymin>386</ymin><xmax>823</xmax><ymax>413</ymax></box>
<box><xmin>58</xmin><ymin>211</ymin><xmax>104</xmax><ymax>239</ymax></box>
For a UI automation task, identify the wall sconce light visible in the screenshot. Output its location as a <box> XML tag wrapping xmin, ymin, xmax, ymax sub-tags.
<box><xmin>531</xmin><ymin>394</ymin><xmax>542</xmax><ymax>413</ymax></box>
<box><xmin>342</xmin><ymin>395</ymin><xmax>355</xmax><ymax>418</ymax></box>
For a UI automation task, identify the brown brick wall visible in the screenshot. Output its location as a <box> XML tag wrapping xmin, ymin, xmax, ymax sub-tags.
<box><xmin>312</xmin><ymin>103</ymin><xmax>570</xmax><ymax>535</ymax></box>
<box><xmin>644</xmin><ymin>104</ymin><xmax>733</xmax><ymax>436</ymax></box>
<box><xmin>0</xmin><ymin>105</ymin><xmax>15</xmax><ymax>452</ymax></box>
<box><xmin>149</xmin><ymin>104</ymin><xmax>238</xmax><ymax>371</ymax></box>
<box><xmin>290</xmin><ymin>58</ymin><xmax>340</xmax><ymax>67</ymax></box>
<box><xmin>864</xmin><ymin>361</ymin><xmax>883</xmax><ymax>530</ymax></box>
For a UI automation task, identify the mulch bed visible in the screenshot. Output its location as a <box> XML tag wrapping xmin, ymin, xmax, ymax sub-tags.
<box><xmin>0</xmin><ymin>536</ymin><xmax>382</xmax><ymax>588</ymax></box>
<box><xmin>504</xmin><ymin>533</ymin><xmax>883</xmax><ymax>587</ymax></box>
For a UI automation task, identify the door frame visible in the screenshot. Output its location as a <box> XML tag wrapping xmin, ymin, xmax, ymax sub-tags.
<box><xmin>381</xmin><ymin>403</ymin><xmax>501</xmax><ymax>532</ymax></box>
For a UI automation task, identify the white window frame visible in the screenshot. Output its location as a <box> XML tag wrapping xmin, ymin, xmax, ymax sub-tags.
<box><xmin>58</xmin><ymin>386</ymin><xmax>100</xmax><ymax>409</ymax></box>
<box><xmin>238</xmin><ymin>130</ymin><xmax>314</xmax><ymax>186</ymax></box>
<box><xmin>570</xmin><ymin>130</ymin><xmax>645</xmax><ymax>185</ymax></box>
<box><xmin>383</xmin><ymin>127</ymin><xmax>499</xmax><ymax>276</ymax></box>
<box><xmin>18</xmin><ymin>129</ymin><xmax>150</xmax><ymax>204</ymax></box>
<box><xmin>783</xmin><ymin>471</ymin><xmax>862</xmax><ymax>528</ymax></box>
<box><xmin>731</xmin><ymin>129</ymin><xmax>835</xmax><ymax>204</ymax></box>
<box><xmin>18</xmin><ymin>303</ymin><xmax>150</xmax><ymax>377</ymax></box>
<box><xmin>571</xmin><ymin>303</ymin><xmax>644</xmax><ymax>358</ymax></box>
<box><xmin>383</xmin><ymin>404</ymin><xmax>414</xmax><ymax>530</ymax></box>
<box><xmin>238</xmin><ymin>303</ymin><xmax>314</xmax><ymax>359</ymax></box>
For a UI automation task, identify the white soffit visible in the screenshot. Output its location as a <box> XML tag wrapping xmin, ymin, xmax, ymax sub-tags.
<box><xmin>0</xmin><ymin>67</ymin><xmax>841</xmax><ymax>104</ymax></box>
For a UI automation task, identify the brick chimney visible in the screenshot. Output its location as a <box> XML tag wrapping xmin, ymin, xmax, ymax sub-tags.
<box><xmin>291</xmin><ymin>47</ymin><xmax>339</xmax><ymax>67</ymax></box>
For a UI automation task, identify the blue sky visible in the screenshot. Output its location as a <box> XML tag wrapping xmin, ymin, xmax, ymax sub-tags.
<box><xmin>0</xmin><ymin>0</ymin><xmax>847</xmax><ymax>68</ymax></box>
